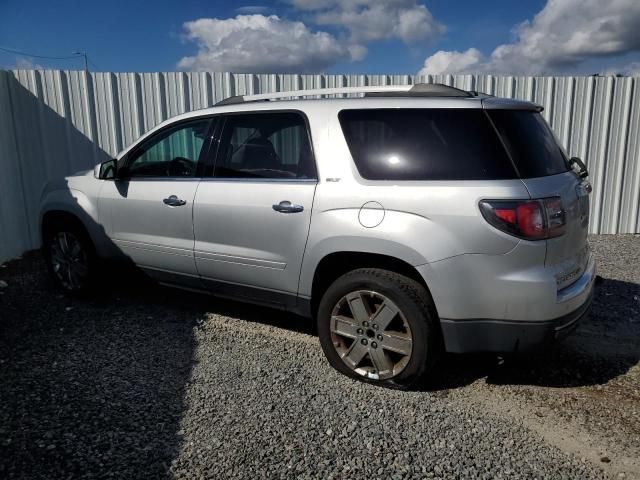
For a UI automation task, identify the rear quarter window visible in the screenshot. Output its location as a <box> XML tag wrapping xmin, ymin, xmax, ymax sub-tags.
<box><xmin>487</xmin><ymin>110</ymin><xmax>569</xmax><ymax>178</ymax></box>
<box><xmin>338</xmin><ymin>108</ymin><xmax>517</xmax><ymax>181</ymax></box>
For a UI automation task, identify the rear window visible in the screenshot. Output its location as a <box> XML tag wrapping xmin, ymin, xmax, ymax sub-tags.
<box><xmin>338</xmin><ymin>109</ymin><xmax>517</xmax><ymax>181</ymax></box>
<box><xmin>487</xmin><ymin>110</ymin><xmax>569</xmax><ymax>178</ymax></box>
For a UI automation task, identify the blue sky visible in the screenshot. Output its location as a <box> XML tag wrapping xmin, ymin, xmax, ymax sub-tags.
<box><xmin>1</xmin><ymin>0</ymin><xmax>639</xmax><ymax>75</ymax></box>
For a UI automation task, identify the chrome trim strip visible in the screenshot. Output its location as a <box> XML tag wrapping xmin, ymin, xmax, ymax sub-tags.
<box><xmin>114</xmin><ymin>239</ymin><xmax>194</xmax><ymax>258</ymax></box>
<box><xmin>119</xmin><ymin>177</ymin><xmax>317</xmax><ymax>183</ymax></box>
<box><xmin>198</xmin><ymin>178</ymin><xmax>317</xmax><ymax>184</ymax></box>
<box><xmin>122</xmin><ymin>177</ymin><xmax>201</xmax><ymax>182</ymax></box>
<box><xmin>194</xmin><ymin>251</ymin><xmax>286</xmax><ymax>270</ymax></box>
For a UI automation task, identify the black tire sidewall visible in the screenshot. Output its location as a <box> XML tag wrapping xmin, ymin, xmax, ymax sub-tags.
<box><xmin>317</xmin><ymin>269</ymin><xmax>439</xmax><ymax>389</ymax></box>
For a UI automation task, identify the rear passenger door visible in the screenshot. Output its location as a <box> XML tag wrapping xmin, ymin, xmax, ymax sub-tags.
<box><xmin>193</xmin><ymin>111</ymin><xmax>317</xmax><ymax>307</ymax></box>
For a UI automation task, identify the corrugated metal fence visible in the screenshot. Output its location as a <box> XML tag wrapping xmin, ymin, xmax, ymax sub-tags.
<box><xmin>0</xmin><ymin>70</ymin><xmax>638</xmax><ymax>262</ymax></box>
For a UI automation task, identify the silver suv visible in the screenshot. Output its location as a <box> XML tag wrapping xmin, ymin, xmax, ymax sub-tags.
<box><xmin>40</xmin><ymin>83</ymin><xmax>595</xmax><ymax>389</ymax></box>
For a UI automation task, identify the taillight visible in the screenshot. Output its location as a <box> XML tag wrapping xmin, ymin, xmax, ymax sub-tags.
<box><xmin>479</xmin><ymin>197</ymin><xmax>566</xmax><ymax>240</ymax></box>
<box><xmin>543</xmin><ymin>197</ymin><xmax>566</xmax><ymax>237</ymax></box>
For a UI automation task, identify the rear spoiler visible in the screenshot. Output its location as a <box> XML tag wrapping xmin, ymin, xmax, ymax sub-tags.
<box><xmin>481</xmin><ymin>97</ymin><xmax>544</xmax><ymax>112</ymax></box>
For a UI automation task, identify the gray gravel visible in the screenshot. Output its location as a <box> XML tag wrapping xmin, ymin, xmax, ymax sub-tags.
<box><xmin>1</xmin><ymin>235</ymin><xmax>638</xmax><ymax>479</ymax></box>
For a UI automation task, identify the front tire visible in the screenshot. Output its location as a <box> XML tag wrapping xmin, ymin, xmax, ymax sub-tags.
<box><xmin>43</xmin><ymin>221</ymin><xmax>97</xmax><ymax>293</ymax></box>
<box><xmin>317</xmin><ymin>268</ymin><xmax>441</xmax><ymax>390</ymax></box>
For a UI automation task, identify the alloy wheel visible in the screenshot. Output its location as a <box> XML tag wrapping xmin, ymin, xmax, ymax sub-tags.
<box><xmin>49</xmin><ymin>231</ymin><xmax>89</xmax><ymax>290</ymax></box>
<box><xmin>330</xmin><ymin>290</ymin><xmax>413</xmax><ymax>380</ymax></box>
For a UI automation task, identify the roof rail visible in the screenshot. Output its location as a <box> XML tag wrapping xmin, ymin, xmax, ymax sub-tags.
<box><xmin>366</xmin><ymin>83</ymin><xmax>472</xmax><ymax>98</ymax></box>
<box><xmin>214</xmin><ymin>83</ymin><xmax>472</xmax><ymax>106</ymax></box>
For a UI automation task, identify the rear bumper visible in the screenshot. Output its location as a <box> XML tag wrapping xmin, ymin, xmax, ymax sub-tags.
<box><xmin>439</xmin><ymin>263</ymin><xmax>595</xmax><ymax>354</ymax></box>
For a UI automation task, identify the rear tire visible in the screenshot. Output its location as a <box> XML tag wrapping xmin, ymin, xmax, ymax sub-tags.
<box><xmin>43</xmin><ymin>220</ymin><xmax>98</xmax><ymax>294</ymax></box>
<box><xmin>317</xmin><ymin>268</ymin><xmax>441</xmax><ymax>390</ymax></box>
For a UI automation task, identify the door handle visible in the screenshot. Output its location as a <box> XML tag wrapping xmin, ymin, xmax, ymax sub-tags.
<box><xmin>163</xmin><ymin>195</ymin><xmax>187</xmax><ymax>207</ymax></box>
<box><xmin>272</xmin><ymin>200</ymin><xmax>304</xmax><ymax>213</ymax></box>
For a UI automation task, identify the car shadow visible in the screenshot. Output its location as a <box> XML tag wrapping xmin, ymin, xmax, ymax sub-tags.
<box><xmin>425</xmin><ymin>277</ymin><xmax>640</xmax><ymax>391</ymax></box>
<box><xmin>109</xmin><ymin>266</ymin><xmax>315</xmax><ymax>337</ymax></box>
<box><xmin>86</xmin><ymin>269</ymin><xmax>640</xmax><ymax>393</ymax></box>
<box><xmin>111</xmin><ymin>268</ymin><xmax>640</xmax><ymax>391</ymax></box>
<box><xmin>70</xmin><ymin>269</ymin><xmax>640</xmax><ymax>394</ymax></box>
<box><xmin>2</xmin><ymin>252</ymin><xmax>638</xmax><ymax>478</ymax></box>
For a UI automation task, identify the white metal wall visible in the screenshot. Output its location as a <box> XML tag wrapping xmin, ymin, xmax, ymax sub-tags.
<box><xmin>0</xmin><ymin>69</ymin><xmax>638</xmax><ymax>262</ymax></box>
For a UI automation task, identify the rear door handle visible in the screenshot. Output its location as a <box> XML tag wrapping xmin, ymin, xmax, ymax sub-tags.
<box><xmin>272</xmin><ymin>200</ymin><xmax>304</xmax><ymax>214</ymax></box>
<box><xmin>163</xmin><ymin>195</ymin><xmax>187</xmax><ymax>207</ymax></box>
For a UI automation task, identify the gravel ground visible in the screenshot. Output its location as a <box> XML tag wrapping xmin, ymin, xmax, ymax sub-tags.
<box><xmin>0</xmin><ymin>235</ymin><xmax>638</xmax><ymax>479</ymax></box>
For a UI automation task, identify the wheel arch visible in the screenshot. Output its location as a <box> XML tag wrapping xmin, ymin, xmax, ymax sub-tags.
<box><xmin>41</xmin><ymin>210</ymin><xmax>93</xmax><ymax>244</ymax></box>
<box><xmin>309</xmin><ymin>251</ymin><xmax>432</xmax><ymax>319</ymax></box>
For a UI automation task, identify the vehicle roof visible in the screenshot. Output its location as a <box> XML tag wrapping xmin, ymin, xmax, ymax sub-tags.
<box><xmin>166</xmin><ymin>95</ymin><xmax>540</xmax><ymax>123</ymax></box>
<box><xmin>117</xmin><ymin>88</ymin><xmax>541</xmax><ymax>158</ymax></box>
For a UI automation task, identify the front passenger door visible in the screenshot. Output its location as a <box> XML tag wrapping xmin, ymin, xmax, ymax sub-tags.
<box><xmin>99</xmin><ymin>118</ymin><xmax>213</xmax><ymax>284</ymax></box>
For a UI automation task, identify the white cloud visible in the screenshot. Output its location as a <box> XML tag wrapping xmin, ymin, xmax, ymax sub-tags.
<box><xmin>179</xmin><ymin>2</ymin><xmax>446</xmax><ymax>72</ymax></box>
<box><xmin>419</xmin><ymin>0</ymin><xmax>640</xmax><ymax>75</ymax></box>
<box><xmin>418</xmin><ymin>48</ymin><xmax>484</xmax><ymax>76</ymax></box>
<box><xmin>291</xmin><ymin>0</ymin><xmax>444</xmax><ymax>44</ymax></box>
<box><xmin>178</xmin><ymin>14</ymin><xmax>359</xmax><ymax>73</ymax></box>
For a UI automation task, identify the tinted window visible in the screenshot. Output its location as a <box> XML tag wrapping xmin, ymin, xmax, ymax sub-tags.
<box><xmin>214</xmin><ymin>112</ymin><xmax>315</xmax><ymax>179</ymax></box>
<box><xmin>488</xmin><ymin>110</ymin><xmax>569</xmax><ymax>178</ymax></box>
<box><xmin>127</xmin><ymin>119</ymin><xmax>211</xmax><ymax>178</ymax></box>
<box><xmin>338</xmin><ymin>109</ymin><xmax>516</xmax><ymax>181</ymax></box>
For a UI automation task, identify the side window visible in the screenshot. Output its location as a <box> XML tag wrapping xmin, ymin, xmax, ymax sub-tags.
<box><xmin>487</xmin><ymin>110</ymin><xmax>569</xmax><ymax>178</ymax></box>
<box><xmin>214</xmin><ymin>112</ymin><xmax>315</xmax><ymax>179</ymax></box>
<box><xmin>339</xmin><ymin>109</ymin><xmax>517</xmax><ymax>181</ymax></box>
<box><xmin>126</xmin><ymin>119</ymin><xmax>211</xmax><ymax>178</ymax></box>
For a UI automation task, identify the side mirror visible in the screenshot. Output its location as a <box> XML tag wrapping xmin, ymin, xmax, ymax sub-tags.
<box><xmin>569</xmin><ymin>156</ymin><xmax>589</xmax><ymax>179</ymax></box>
<box><xmin>97</xmin><ymin>159</ymin><xmax>118</xmax><ymax>180</ymax></box>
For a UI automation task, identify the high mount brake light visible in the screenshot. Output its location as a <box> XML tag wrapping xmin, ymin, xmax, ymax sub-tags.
<box><xmin>479</xmin><ymin>197</ymin><xmax>566</xmax><ymax>240</ymax></box>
